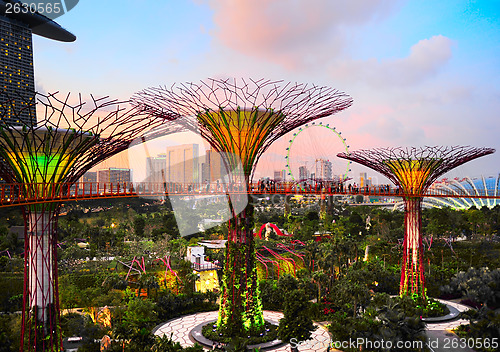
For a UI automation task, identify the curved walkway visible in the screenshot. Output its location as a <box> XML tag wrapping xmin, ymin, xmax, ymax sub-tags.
<box><xmin>424</xmin><ymin>300</ymin><xmax>475</xmax><ymax>352</ymax></box>
<box><xmin>153</xmin><ymin>301</ymin><xmax>474</xmax><ymax>352</ymax></box>
<box><xmin>153</xmin><ymin>310</ymin><xmax>331</xmax><ymax>351</ymax></box>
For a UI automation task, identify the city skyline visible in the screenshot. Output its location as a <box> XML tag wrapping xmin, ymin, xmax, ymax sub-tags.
<box><xmin>30</xmin><ymin>0</ymin><xmax>499</xmax><ymax>181</ymax></box>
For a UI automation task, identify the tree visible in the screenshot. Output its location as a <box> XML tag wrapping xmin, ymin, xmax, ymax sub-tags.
<box><xmin>466</xmin><ymin>207</ymin><xmax>485</xmax><ymax>237</ymax></box>
<box><xmin>277</xmin><ymin>289</ymin><xmax>316</xmax><ymax>344</ymax></box>
<box><xmin>458</xmin><ymin>307</ymin><xmax>500</xmax><ymax>345</ymax></box>
<box><xmin>311</xmin><ymin>271</ymin><xmax>328</xmax><ymax>303</ymax></box>
<box><xmin>331</xmin><ymin>264</ymin><xmax>373</xmax><ymax>317</ymax></box>
<box><xmin>112</xmin><ymin>297</ymin><xmax>157</xmax><ymax>351</ymax></box>
<box><xmin>134</xmin><ymin>215</ymin><xmax>146</xmax><ymax>239</ymax></box>
<box><xmin>374</xmin><ymin>296</ymin><xmax>427</xmax><ymax>351</ymax></box>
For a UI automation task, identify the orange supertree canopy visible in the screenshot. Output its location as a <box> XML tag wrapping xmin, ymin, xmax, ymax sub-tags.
<box><xmin>198</xmin><ymin>108</ymin><xmax>284</xmax><ymax>175</ymax></box>
<box><xmin>338</xmin><ymin>146</ymin><xmax>495</xmax><ymax>195</ymax></box>
<box><xmin>385</xmin><ymin>159</ymin><xmax>442</xmax><ymax>195</ymax></box>
<box><xmin>132</xmin><ymin>78</ymin><xmax>353</xmax><ymax>180</ymax></box>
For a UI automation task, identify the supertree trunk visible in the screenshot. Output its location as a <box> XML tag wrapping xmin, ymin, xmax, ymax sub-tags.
<box><xmin>400</xmin><ymin>197</ymin><xmax>425</xmax><ymax>297</ymax></box>
<box><xmin>132</xmin><ymin>78</ymin><xmax>353</xmax><ymax>335</ymax></box>
<box><xmin>217</xmin><ymin>194</ymin><xmax>264</xmax><ymax>336</ymax></box>
<box><xmin>21</xmin><ymin>203</ymin><xmax>61</xmax><ymax>352</ymax></box>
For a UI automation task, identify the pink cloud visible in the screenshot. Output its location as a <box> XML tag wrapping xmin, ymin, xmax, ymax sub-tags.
<box><xmin>204</xmin><ymin>0</ymin><xmax>403</xmax><ymax>68</ymax></box>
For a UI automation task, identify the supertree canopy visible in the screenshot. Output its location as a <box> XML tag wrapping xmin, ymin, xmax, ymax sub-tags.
<box><xmin>338</xmin><ymin>146</ymin><xmax>495</xmax><ymax>297</ymax></box>
<box><xmin>132</xmin><ymin>78</ymin><xmax>353</xmax><ymax>336</ymax></box>
<box><xmin>0</xmin><ymin>91</ymin><xmax>181</xmax><ymax>352</ymax></box>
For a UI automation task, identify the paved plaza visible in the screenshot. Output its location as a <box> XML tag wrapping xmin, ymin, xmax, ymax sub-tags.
<box><xmin>424</xmin><ymin>300</ymin><xmax>476</xmax><ymax>352</ymax></box>
<box><xmin>153</xmin><ymin>310</ymin><xmax>331</xmax><ymax>351</ymax></box>
<box><xmin>153</xmin><ymin>301</ymin><xmax>474</xmax><ymax>352</ymax></box>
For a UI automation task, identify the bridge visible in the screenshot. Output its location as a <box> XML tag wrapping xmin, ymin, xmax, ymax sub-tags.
<box><xmin>0</xmin><ymin>181</ymin><xmax>498</xmax><ymax>208</ymax></box>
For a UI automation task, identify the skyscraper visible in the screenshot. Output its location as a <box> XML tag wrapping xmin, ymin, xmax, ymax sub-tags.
<box><xmin>166</xmin><ymin>143</ymin><xmax>199</xmax><ymax>183</ymax></box>
<box><xmin>0</xmin><ymin>2</ymin><xmax>75</xmax><ymax>126</ymax></box>
<box><xmin>315</xmin><ymin>159</ymin><xmax>332</xmax><ymax>180</ymax></box>
<box><xmin>299</xmin><ymin>165</ymin><xmax>309</xmax><ymax>180</ymax></box>
<box><xmin>146</xmin><ymin>153</ymin><xmax>167</xmax><ymax>183</ymax></box>
<box><xmin>201</xmin><ymin>148</ymin><xmax>224</xmax><ymax>183</ymax></box>
<box><xmin>360</xmin><ymin>172</ymin><xmax>371</xmax><ymax>187</ymax></box>
<box><xmin>98</xmin><ymin>168</ymin><xmax>131</xmax><ymax>191</ymax></box>
<box><xmin>0</xmin><ymin>17</ymin><xmax>34</xmax><ymax>125</ymax></box>
<box><xmin>273</xmin><ymin>169</ymin><xmax>285</xmax><ymax>181</ymax></box>
<box><xmin>79</xmin><ymin>171</ymin><xmax>97</xmax><ymax>195</ymax></box>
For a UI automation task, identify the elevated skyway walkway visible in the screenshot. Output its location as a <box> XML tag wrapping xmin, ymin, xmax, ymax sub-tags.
<box><xmin>0</xmin><ymin>181</ymin><xmax>498</xmax><ymax>208</ymax></box>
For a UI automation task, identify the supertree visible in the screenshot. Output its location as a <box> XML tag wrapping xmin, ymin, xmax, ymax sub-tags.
<box><xmin>0</xmin><ymin>91</ymin><xmax>180</xmax><ymax>352</ymax></box>
<box><xmin>337</xmin><ymin>146</ymin><xmax>494</xmax><ymax>297</ymax></box>
<box><xmin>132</xmin><ymin>78</ymin><xmax>353</xmax><ymax>337</ymax></box>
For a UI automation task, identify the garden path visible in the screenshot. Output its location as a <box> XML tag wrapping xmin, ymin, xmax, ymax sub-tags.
<box><xmin>153</xmin><ymin>310</ymin><xmax>331</xmax><ymax>351</ymax></box>
<box><xmin>152</xmin><ymin>301</ymin><xmax>476</xmax><ymax>352</ymax></box>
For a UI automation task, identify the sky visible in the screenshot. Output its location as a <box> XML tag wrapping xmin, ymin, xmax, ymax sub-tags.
<box><xmin>31</xmin><ymin>0</ymin><xmax>500</xmax><ymax>184</ymax></box>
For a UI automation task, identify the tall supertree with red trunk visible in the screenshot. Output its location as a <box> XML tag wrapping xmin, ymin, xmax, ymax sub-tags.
<box><xmin>132</xmin><ymin>78</ymin><xmax>353</xmax><ymax>336</ymax></box>
<box><xmin>0</xmin><ymin>91</ymin><xmax>180</xmax><ymax>352</ymax></box>
<box><xmin>338</xmin><ymin>146</ymin><xmax>494</xmax><ymax>297</ymax></box>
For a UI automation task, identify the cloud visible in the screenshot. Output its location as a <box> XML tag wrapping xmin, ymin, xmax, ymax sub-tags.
<box><xmin>329</xmin><ymin>35</ymin><xmax>455</xmax><ymax>86</ymax></box>
<box><xmin>204</xmin><ymin>0</ymin><xmax>404</xmax><ymax>68</ymax></box>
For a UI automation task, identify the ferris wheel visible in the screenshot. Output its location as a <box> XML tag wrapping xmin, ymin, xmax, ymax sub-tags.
<box><xmin>285</xmin><ymin>122</ymin><xmax>351</xmax><ymax>182</ymax></box>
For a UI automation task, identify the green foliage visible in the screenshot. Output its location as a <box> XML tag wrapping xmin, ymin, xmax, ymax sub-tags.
<box><xmin>134</xmin><ymin>215</ymin><xmax>146</xmax><ymax>239</ymax></box>
<box><xmin>0</xmin><ymin>314</ymin><xmax>17</xmax><ymax>352</ymax></box>
<box><xmin>155</xmin><ymin>290</ymin><xmax>218</xmax><ymax>322</ymax></box>
<box><xmin>456</xmin><ymin>308</ymin><xmax>500</xmax><ymax>352</ymax></box>
<box><xmin>258</xmin><ymin>280</ymin><xmax>282</xmax><ymax>310</ymax></box>
<box><xmin>328</xmin><ymin>312</ymin><xmax>380</xmax><ymax>351</ymax></box>
<box><xmin>329</xmin><ymin>293</ymin><xmax>427</xmax><ymax>352</ymax></box>
<box><xmin>369</xmin><ymin>208</ymin><xmax>404</xmax><ymax>242</ymax></box>
<box><xmin>259</xmin><ymin>275</ymin><xmax>300</xmax><ymax>311</ymax></box>
<box><xmin>0</xmin><ymin>227</ymin><xmax>21</xmax><ymax>254</ymax></box>
<box><xmin>60</xmin><ymin>313</ymin><xmax>85</xmax><ymax>337</ymax></box>
<box><xmin>0</xmin><ymin>273</ymin><xmax>23</xmax><ymax>313</ymax></box>
<box><xmin>277</xmin><ymin>289</ymin><xmax>316</xmax><ymax>343</ymax></box>
<box><xmin>441</xmin><ymin>267</ymin><xmax>500</xmax><ymax>308</ymax></box>
<box><xmin>202</xmin><ymin>323</ymin><xmax>277</xmax><ymax>345</ymax></box>
<box><xmin>59</xmin><ymin>271</ymin><xmax>123</xmax><ymax>309</ymax></box>
<box><xmin>112</xmin><ymin>298</ymin><xmax>157</xmax><ymax>351</ymax></box>
<box><xmin>327</xmin><ymin>263</ymin><xmax>374</xmax><ymax>317</ymax></box>
<box><xmin>420</xmin><ymin>298</ymin><xmax>449</xmax><ymax>318</ymax></box>
<box><xmin>217</xmin><ymin>237</ymin><xmax>264</xmax><ymax>337</ymax></box>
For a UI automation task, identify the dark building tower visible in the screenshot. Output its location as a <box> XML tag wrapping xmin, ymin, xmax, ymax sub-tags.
<box><xmin>0</xmin><ymin>0</ymin><xmax>75</xmax><ymax>126</ymax></box>
<box><xmin>0</xmin><ymin>16</ymin><xmax>34</xmax><ymax>125</ymax></box>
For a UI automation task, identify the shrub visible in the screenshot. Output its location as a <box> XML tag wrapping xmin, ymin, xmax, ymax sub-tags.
<box><xmin>155</xmin><ymin>290</ymin><xmax>218</xmax><ymax>322</ymax></box>
<box><xmin>441</xmin><ymin>267</ymin><xmax>500</xmax><ymax>308</ymax></box>
<box><xmin>455</xmin><ymin>308</ymin><xmax>500</xmax><ymax>352</ymax></box>
<box><xmin>277</xmin><ymin>289</ymin><xmax>316</xmax><ymax>343</ymax></box>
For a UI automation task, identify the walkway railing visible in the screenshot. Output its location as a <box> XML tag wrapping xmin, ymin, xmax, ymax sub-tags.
<box><xmin>0</xmin><ymin>181</ymin><xmax>498</xmax><ymax>207</ymax></box>
<box><xmin>191</xmin><ymin>262</ymin><xmax>221</xmax><ymax>271</ymax></box>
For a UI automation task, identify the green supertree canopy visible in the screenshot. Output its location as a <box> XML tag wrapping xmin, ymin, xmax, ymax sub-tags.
<box><xmin>0</xmin><ymin>91</ymin><xmax>183</xmax><ymax>352</ymax></box>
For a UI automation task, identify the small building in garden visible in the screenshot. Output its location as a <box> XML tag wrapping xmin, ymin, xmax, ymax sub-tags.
<box><xmin>186</xmin><ymin>246</ymin><xmax>221</xmax><ymax>292</ymax></box>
